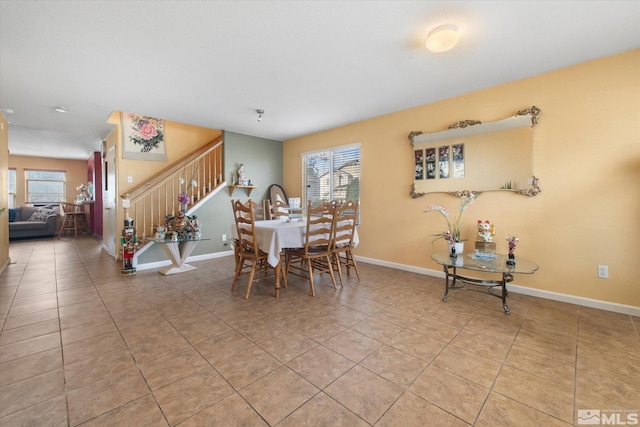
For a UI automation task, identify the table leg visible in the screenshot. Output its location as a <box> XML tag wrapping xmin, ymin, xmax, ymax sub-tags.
<box><xmin>501</xmin><ymin>273</ymin><xmax>510</xmax><ymax>315</ymax></box>
<box><xmin>274</xmin><ymin>261</ymin><xmax>282</xmax><ymax>298</ymax></box>
<box><xmin>442</xmin><ymin>266</ymin><xmax>450</xmax><ymax>302</ymax></box>
<box><xmin>158</xmin><ymin>240</ymin><xmax>200</xmax><ymax>275</ymax></box>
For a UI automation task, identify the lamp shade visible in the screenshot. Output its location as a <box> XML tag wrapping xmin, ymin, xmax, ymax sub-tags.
<box><xmin>426</xmin><ymin>25</ymin><xmax>459</xmax><ymax>53</ymax></box>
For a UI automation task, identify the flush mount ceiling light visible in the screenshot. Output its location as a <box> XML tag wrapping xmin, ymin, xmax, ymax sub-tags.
<box><xmin>256</xmin><ymin>109</ymin><xmax>264</xmax><ymax>122</ymax></box>
<box><xmin>426</xmin><ymin>25</ymin><xmax>459</xmax><ymax>53</ymax></box>
<box><xmin>55</xmin><ymin>106</ymin><xmax>69</xmax><ymax>113</ymax></box>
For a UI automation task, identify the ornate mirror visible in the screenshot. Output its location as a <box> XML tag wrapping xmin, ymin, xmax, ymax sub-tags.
<box><xmin>409</xmin><ymin>106</ymin><xmax>541</xmax><ymax>198</ymax></box>
<box><xmin>268</xmin><ymin>184</ymin><xmax>288</xmax><ymax>204</ymax></box>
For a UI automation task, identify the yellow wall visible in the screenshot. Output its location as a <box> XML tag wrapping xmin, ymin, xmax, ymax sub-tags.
<box><xmin>283</xmin><ymin>49</ymin><xmax>640</xmax><ymax>307</ymax></box>
<box><xmin>8</xmin><ymin>155</ymin><xmax>87</xmax><ymax>206</ymax></box>
<box><xmin>108</xmin><ymin>112</ymin><xmax>222</xmax><ymax>197</ymax></box>
<box><xmin>0</xmin><ymin>113</ymin><xmax>9</xmax><ymax>272</ymax></box>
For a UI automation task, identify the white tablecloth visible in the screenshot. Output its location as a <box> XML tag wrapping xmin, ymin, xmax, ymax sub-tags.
<box><xmin>231</xmin><ymin>218</ymin><xmax>359</xmax><ymax>267</ymax></box>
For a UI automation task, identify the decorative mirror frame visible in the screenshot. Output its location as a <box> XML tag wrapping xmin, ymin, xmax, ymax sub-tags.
<box><xmin>408</xmin><ymin>106</ymin><xmax>542</xmax><ymax>198</ymax></box>
<box><xmin>268</xmin><ymin>184</ymin><xmax>289</xmax><ymax>205</ymax></box>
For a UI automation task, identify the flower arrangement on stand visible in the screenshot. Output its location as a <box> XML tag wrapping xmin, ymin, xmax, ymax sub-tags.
<box><xmin>75</xmin><ymin>183</ymin><xmax>89</xmax><ymax>204</ymax></box>
<box><xmin>506</xmin><ymin>235</ymin><xmax>519</xmax><ymax>266</ymax></box>
<box><xmin>424</xmin><ymin>194</ymin><xmax>477</xmax><ymax>256</ymax></box>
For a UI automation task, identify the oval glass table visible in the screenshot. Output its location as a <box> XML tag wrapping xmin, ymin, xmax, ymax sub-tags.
<box><xmin>431</xmin><ymin>251</ymin><xmax>539</xmax><ymax>315</ymax></box>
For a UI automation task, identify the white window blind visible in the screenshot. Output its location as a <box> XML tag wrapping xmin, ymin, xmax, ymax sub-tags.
<box><xmin>8</xmin><ymin>169</ymin><xmax>16</xmax><ymax>208</ymax></box>
<box><xmin>25</xmin><ymin>169</ymin><xmax>66</xmax><ymax>204</ymax></box>
<box><xmin>302</xmin><ymin>143</ymin><xmax>361</xmax><ymax>215</ymax></box>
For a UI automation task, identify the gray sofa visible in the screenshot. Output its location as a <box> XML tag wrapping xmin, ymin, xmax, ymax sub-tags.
<box><xmin>8</xmin><ymin>205</ymin><xmax>59</xmax><ymax>239</ymax></box>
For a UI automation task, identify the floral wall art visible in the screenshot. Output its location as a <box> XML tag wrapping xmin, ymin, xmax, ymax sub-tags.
<box><xmin>122</xmin><ymin>112</ymin><xmax>167</xmax><ymax>161</ymax></box>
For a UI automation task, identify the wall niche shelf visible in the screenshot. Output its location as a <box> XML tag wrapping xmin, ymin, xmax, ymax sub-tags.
<box><xmin>229</xmin><ymin>185</ymin><xmax>258</xmax><ymax>196</ymax></box>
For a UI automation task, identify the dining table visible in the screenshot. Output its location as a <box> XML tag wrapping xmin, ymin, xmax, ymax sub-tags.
<box><xmin>231</xmin><ymin>218</ymin><xmax>359</xmax><ymax>297</ymax></box>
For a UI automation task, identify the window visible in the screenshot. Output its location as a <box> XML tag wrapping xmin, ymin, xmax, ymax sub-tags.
<box><xmin>302</xmin><ymin>143</ymin><xmax>361</xmax><ymax>216</ymax></box>
<box><xmin>25</xmin><ymin>170</ymin><xmax>66</xmax><ymax>204</ymax></box>
<box><xmin>8</xmin><ymin>169</ymin><xmax>16</xmax><ymax>208</ymax></box>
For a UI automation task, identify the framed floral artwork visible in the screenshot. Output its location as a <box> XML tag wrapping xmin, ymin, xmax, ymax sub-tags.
<box><xmin>122</xmin><ymin>112</ymin><xmax>167</xmax><ymax>161</ymax></box>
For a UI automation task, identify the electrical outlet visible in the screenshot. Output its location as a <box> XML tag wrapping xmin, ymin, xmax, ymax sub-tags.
<box><xmin>221</xmin><ymin>234</ymin><xmax>227</xmax><ymax>242</ymax></box>
<box><xmin>127</xmin><ymin>176</ymin><xmax>133</xmax><ymax>183</ymax></box>
<box><xmin>597</xmin><ymin>265</ymin><xmax>609</xmax><ymax>279</ymax></box>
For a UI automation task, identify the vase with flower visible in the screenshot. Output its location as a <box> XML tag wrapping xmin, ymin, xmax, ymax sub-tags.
<box><xmin>424</xmin><ymin>194</ymin><xmax>477</xmax><ymax>256</ymax></box>
<box><xmin>506</xmin><ymin>235</ymin><xmax>519</xmax><ymax>266</ymax></box>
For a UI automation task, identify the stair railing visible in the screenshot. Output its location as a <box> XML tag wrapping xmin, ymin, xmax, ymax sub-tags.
<box><xmin>121</xmin><ymin>136</ymin><xmax>224</xmax><ymax>239</ymax></box>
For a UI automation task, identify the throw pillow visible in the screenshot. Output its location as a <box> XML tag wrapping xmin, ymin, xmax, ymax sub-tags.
<box><xmin>28</xmin><ymin>208</ymin><xmax>57</xmax><ymax>222</ymax></box>
<box><xmin>8</xmin><ymin>208</ymin><xmax>19</xmax><ymax>222</ymax></box>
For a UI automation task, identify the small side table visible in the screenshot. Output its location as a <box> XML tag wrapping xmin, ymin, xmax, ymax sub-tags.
<box><xmin>147</xmin><ymin>237</ymin><xmax>209</xmax><ymax>275</ymax></box>
<box><xmin>431</xmin><ymin>252</ymin><xmax>539</xmax><ymax>314</ymax></box>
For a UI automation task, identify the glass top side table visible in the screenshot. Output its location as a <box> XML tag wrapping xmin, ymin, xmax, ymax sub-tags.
<box><xmin>431</xmin><ymin>252</ymin><xmax>539</xmax><ymax>314</ymax></box>
<box><xmin>146</xmin><ymin>237</ymin><xmax>209</xmax><ymax>275</ymax></box>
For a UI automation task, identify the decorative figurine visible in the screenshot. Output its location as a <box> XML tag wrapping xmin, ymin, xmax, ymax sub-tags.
<box><xmin>120</xmin><ymin>218</ymin><xmax>138</xmax><ymax>275</ymax></box>
<box><xmin>475</xmin><ymin>220</ymin><xmax>497</xmax><ymax>258</ymax></box>
<box><xmin>155</xmin><ymin>224</ymin><xmax>166</xmax><ymax>239</ymax></box>
<box><xmin>237</xmin><ymin>163</ymin><xmax>249</xmax><ymax>186</ymax></box>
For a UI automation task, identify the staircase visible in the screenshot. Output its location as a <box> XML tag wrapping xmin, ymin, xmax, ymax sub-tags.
<box><xmin>120</xmin><ymin>136</ymin><xmax>225</xmax><ymax>241</ymax></box>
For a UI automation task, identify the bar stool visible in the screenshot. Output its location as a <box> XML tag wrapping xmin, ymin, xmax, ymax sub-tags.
<box><xmin>58</xmin><ymin>202</ymin><xmax>86</xmax><ymax>239</ymax></box>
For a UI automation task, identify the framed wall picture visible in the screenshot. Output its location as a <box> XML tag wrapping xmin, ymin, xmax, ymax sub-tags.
<box><xmin>122</xmin><ymin>112</ymin><xmax>167</xmax><ymax>161</ymax></box>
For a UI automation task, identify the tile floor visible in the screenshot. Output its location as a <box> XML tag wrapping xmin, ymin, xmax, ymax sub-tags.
<box><xmin>0</xmin><ymin>236</ymin><xmax>638</xmax><ymax>426</ymax></box>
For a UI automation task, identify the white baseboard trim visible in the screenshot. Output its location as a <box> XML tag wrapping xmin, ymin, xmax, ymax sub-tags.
<box><xmin>0</xmin><ymin>258</ymin><xmax>10</xmax><ymax>277</ymax></box>
<box><xmin>136</xmin><ymin>250</ymin><xmax>234</xmax><ymax>271</ymax></box>
<box><xmin>356</xmin><ymin>255</ymin><xmax>640</xmax><ymax>317</ymax></box>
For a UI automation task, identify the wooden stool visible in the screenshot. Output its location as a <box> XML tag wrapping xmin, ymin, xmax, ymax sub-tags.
<box><xmin>58</xmin><ymin>202</ymin><xmax>86</xmax><ymax>239</ymax></box>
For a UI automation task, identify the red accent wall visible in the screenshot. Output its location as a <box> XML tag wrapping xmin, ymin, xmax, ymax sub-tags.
<box><xmin>87</xmin><ymin>151</ymin><xmax>104</xmax><ymax>236</ymax></box>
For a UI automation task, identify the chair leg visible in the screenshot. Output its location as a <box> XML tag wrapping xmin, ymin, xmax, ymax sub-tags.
<box><xmin>347</xmin><ymin>250</ymin><xmax>360</xmax><ymax>279</ymax></box>
<box><xmin>231</xmin><ymin>258</ymin><xmax>244</xmax><ymax>291</ymax></box>
<box><xmin>333</xmin><ymin>252</ymin><xmax>344</xmax><ymax>286</ymax></box>
<box><xmin>245</xmin><ymin>262</ymin><xmax>258</xmax><ymax>299</ymax></box>
<box><xmin>325</xmin><ymin>255</ymin><xmax>337</xmax><ymax>289</ymax></box>
<box><xmin>307</xmin><ymin>259</ymin><xmax>316</xmax><ymax>296</ymax></box>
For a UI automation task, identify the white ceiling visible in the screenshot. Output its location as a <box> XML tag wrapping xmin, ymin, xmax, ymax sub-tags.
<box><xmin>1</xmin><ymin>1</ymin><xmax>639</xmax><ymax>160</ymax></box>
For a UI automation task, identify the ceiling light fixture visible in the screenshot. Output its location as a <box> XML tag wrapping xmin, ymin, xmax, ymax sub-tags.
<box><xmin>426</xmin><ymin>25</ymin><xmax>459</xmax><ymax>53</ymax></box>
<box><xmin>55</xmin><ymin>106</ymin><xmax>69</xmax><ymax>113</ymax></box>
<box><xmin>256</xmin><ymin>109</ymin><xmax>264</xmax><ymax>122</ymax></box>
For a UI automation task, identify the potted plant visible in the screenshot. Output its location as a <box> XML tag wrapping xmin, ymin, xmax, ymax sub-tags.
<box><xmin>424</xmin><ymin>194</ymin><xmax>477</xmax><ymax>255</ymax></box>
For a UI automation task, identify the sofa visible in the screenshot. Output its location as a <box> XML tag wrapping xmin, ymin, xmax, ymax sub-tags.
<box><xmin>8</xmin><ymin>205</ymin><xmax>59</xmax><ymax>239</ymax></box>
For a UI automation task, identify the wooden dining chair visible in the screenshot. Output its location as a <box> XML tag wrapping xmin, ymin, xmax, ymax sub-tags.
<box><xmin>58</xmin><ymin>202</ymin><xmax>86</xmax><ymax>239</ymax></box>
<box><xmin>251</xmin><ymin>200</ymin><xmax>268</xmax><ymax>221</ymax></box>
<box><xmin>267</xmin><ymin>199</ymin><xmax>289</xmax><ymax>220</ymax></box>
<box><xmin>231</xmin><ymin>199</ymin><xmax>276</xmax><ymax>298</ymax></box>
<box><xmin>285</xmin><ymin>201</ymin><xmax>337</xmax><ymax>296</ymax></box>
<box><xmin>331</xmin><ymin>199</ymin><xmax>360</xmax><ymax>285</ymax></box>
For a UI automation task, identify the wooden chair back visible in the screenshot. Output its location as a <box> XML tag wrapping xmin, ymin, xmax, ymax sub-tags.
<box><xmin>268</xmin><ymin>199</ymin><xmax>289</xmax><ymax>220</ymax></box>
<box><xmin>333</xmin><ymin>200</ymin><xmax>358</xmax><ymax>250</ymax></box>
<box><xmin>303</xmin><ymin>201</ymin><xmax>336</xmax><ymax>256</ymax></box>
<box><xmin>231</xmin><ymin>199</ymin><xmax>260</xmax><ymax>257</ymax></box>
<box><xmin>59</xmin><ymin>202</ymin><xmax>82</xmax><ymax>215</ymax></box>
<box><xmin>251</xmin><ymin>200</ymin><xmax>268</xmax><ymax>221</ymax></box>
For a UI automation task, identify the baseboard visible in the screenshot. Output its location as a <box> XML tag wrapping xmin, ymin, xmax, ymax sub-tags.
<box><xmin>355</xmin><ymin>255</ymin><xmax>640</xmax><ymax>317</ymax></box>
<box><xmin>0</xmin><ymin>257</ymin><xmax>10</xmax><ymax>277</ymax></box>
<box><xmin>135</xmin><ymin>249</ymin><xmax>234</xmax><ymax>271</ymax></box>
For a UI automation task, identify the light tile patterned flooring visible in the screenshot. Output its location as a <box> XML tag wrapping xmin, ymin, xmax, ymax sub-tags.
<box><xmin>1</xmin><ymin>236</ymin><xmax>638</xmax><ymax>426</ymax></box>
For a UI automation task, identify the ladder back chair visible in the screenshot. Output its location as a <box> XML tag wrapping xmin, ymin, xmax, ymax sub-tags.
<box><xmin>285</xmin><ymin>201</ymin><xmax>337</xmax><ymax>296</ymax></box>
<box><xmin>332</xmin><ymin>199</ymin><xmax>360</xmax><ymax>285</ymax></box>
<box><xmin>267</xmin><ymin>199</ymin><xmax>290</xmax><ymax>220</ymax></box>
<box><xmin>231</xmin><ymin>199</ymin><xmax>275</xmax><ymax>298</ymax></box>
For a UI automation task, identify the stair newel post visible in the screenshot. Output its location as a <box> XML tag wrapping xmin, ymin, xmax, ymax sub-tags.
<box><xmin>122</xmin><ymin>194</ymin><xmax>131</xmax><ymax>221</ymax></box>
